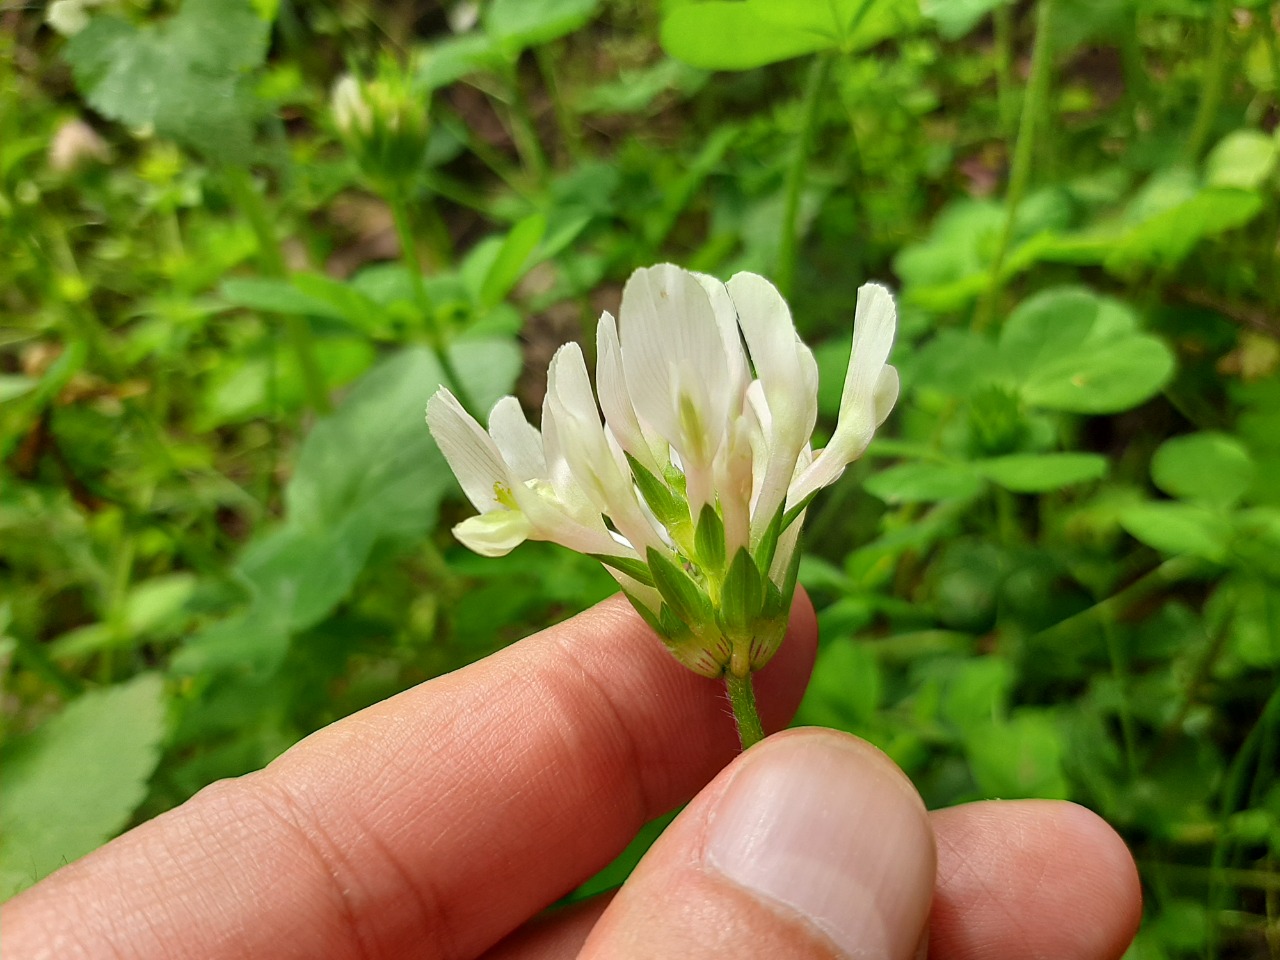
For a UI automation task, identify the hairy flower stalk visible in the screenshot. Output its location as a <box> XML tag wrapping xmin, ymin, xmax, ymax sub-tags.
<box><xmin>427</xmin><ymin>264</ymin><xmax>898</xmax><ymax>749</ymax></box>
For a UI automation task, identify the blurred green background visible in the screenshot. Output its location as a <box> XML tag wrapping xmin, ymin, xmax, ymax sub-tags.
<box><xmin>2</xmin><ymin>1</ymin><xmax>1278</xmax><ymax>955</ymax></box>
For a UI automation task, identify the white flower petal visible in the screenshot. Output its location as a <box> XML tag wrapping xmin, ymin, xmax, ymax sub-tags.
<box><xmin>620</xmin><ymin>264</ymin><xmax>730</xmax><ymax>469</ymax></box>
<box><xmin>596</xmin><ymin>311</ymin><xmax>660</xmax><ymax>471</ymax></box>
<box><xmin>426</xmin><ymin>388</ymin><xmax>509</xmax><ymax>512</ymax></box>
<box><xmin>453</xmin><ymin>510</ymin><xmax>532</xmax><ymax>557</ymax></box>
<box><xmin>488</xmin><ymin>396</ymin><xmax>545</xmax><ymax>481</ymax></box>
<box><xmin>726</xmin><ymin>272</ymin><xmax>819</xmax><ymax>532</ymax></box>
<box><xmin>830</xmin><ymin>282</ymin><xmax>897</xmax><ymax>456</ymax></box>
<box><xmin>785</xmin><ymin>284</ymin><xmax>899</xmax><ymax>505</ymax></box>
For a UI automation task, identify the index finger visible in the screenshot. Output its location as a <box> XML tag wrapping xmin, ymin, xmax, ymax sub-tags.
<box><xmin>2</xmin><ymin>593</ymin><xmax>817</xmax><ymax>960</ymax></box>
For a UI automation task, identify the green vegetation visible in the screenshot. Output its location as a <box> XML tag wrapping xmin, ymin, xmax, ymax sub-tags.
<box><xmin>3</xmin><ymin>1</ymin><xmax>1278</xmax><ymax>954</ymax></box>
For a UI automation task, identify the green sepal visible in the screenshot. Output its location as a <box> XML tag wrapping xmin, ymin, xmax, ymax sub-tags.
<box><xmin>694</xmin><ymin>503</ymin><xmax>726</xmax><ymax>574</ymax></box>
<box><xmin>627</xmin><ymin>453</ymin><xmax>688</xmax><ymax>529</ymax></box>
<box><xmin>781</xmin><ymin>490</ymin><xmax>819</xmax><ymax>531</ymax></box>
<box><xmin>663</xmin><ymin>461</ymin><xmax>688</xmax><ymax>498</ymax></box>
<box><xmin>720</xmin><ymin>547</ymin><xmax>765</xmax><ymax>636</ymax></box>
<box><xmin>621</xmin><ymin>587</ymin><xmax>666</xmax><ymax>637</ymax></box>
<box><xmin>647</xmin><ymin>546</ymin><xmax>713</xmax><ymax>632</ymax></box>
<box><xmin>753</xmin><ymin>503</ymin><xmax>786</xmax><ymax>574</ymax></box>
<box><xmin>590</xmin><ymin>553</ymin><xmax>655</xmax><ymax>587</ymax></box>
<box><xmin>658</xmin><ymin>603</ymin><xmax>693</xmax><ymax>641</ymax></box>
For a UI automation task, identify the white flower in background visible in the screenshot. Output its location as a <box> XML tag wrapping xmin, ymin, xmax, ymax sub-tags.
<box><xmin>427</xmin><ymin>264</ymin><xmax>898</xmax><ymax>680</ymax></box>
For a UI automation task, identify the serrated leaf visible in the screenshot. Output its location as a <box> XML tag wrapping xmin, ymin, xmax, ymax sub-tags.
<box><xmin>973</xmin><ymin>453</ymin><xmax>1108</xmax><ymax>493</ymax></box>
<box><xmin>0</xmin><ymin>674</ymin><xmax>167</xmax><ymax>896</ymax></box>
<box><xmin>647</xmin><ymin>547</ymin><xmax>713</xmax><ymax>631</ymax></box>
<box><xmin>694</xmin><ymin>503</ymin><xmax>726</xmax><ymax>573</ymax></box>
<box><xmin>63</xmin><ymin>0</ymin><xmax>269</xmax><ymax>164</ymax></box>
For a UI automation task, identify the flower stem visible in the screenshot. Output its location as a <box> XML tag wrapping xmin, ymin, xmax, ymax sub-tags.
<box><xmin>1186</xmin><ymin>0</ymin><xmax>1231</xmax><ymax>162</ymax></box>
<box><xmin>388</xmin><ymin>191</ymin><xmax>477</xmax><ymax>415</ymax></box>
<box><xmin>725</xmin><ymin>672</ymin><xmax>764</xmax><ymax>750</ymax></box>
<box><xmin>974</xmin><ymin>0</ymin><xmax>1056</xmax><ymax>332</ymax></box>
<box><xmin>777</xmin><ymin>51</ymin><xmax>833</xmax><ymax>297</ymax></box>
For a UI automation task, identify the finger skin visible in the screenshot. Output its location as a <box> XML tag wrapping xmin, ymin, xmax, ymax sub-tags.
<box><xmin>929</xmin><ymin>800</ymin><xmax>1142</xmax><ymax>960</ymax></box>
<box><xmin>485</xmin><ymin>783</ymin><xmax>1142</xmax><ymax>960</ymax></box>
<box><xmin>579</xmin><ymin>730</ymin><xmax>936</xmax><ymax>960</ymax></box>
<box><xmin>1</xmin><ymin>593</ymin><xmax>816</xmax><ymax>960</ymax></box>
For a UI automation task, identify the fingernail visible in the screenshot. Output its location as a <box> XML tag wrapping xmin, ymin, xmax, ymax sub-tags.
<box><xmin>703</xmin><ymin>734</ymin><xmax>935</xmax><ymax>960</ymax></box>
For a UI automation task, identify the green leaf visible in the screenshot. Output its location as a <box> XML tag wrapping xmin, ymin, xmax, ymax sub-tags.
<box><xmin>1120</xmin><ymin>502</ymin><xmax>1233</xmax><ymax>563</ymax></box>
<box><xmin>796</xmin><ymin>636</ymin><xmax>881</xmax><ymax>729</ymax></box>
<box><xmin>1151</xmin><ymin>432</ymin><xmax>1256</xmax><ymax>508</ymax></box>
<box><xmin>1106</xmin><ymin>188</ymin><xmax>1264</xmax><ymax>275</ymax></box>
<box><xmin>178</xmin><ymin>342</ymin><xmax>520</xmax><ymax>677</ymax></box>
<box><xmin>63</xmin><ymin>0</ymin><xmax>269</xmax><ymax>163</ymax></box>
<box><xmin>973</xmin><ymin>453</ymin><xmax>1108</xmax><ymax>492</ymax></box>
<box><xmin>220</xmin><ymin>277</ymin><xmax>346</xmax><ymax>320</ymax></box>
<box><xmin>661</xmin><ymin>0</ymin><xmax>918</xmax><ymax>70</ymax></box>
<box><xmin>620</xmin><ymin>587</ymin><xmax>667</xmax><ymax>638</ymax></box>
<box><xmin>479</xmin><ymin>214</ymin><xmax>546</xmax><ymax>309</ymax></box>
<box><xmin>941</xmin><ymin>656</ymin><xmax>1013</xmax><ymax>734</ymax></box>
<box><xmin>0</xmin><ymin>375</ymin><xmax>37</xmax><ymax>403</ymax></box>
<box><xmin>1205</xmin><ymin>129</ymin><xmax>1278</xmax><ymax>190</ymax></box>
<box><xmin>485</xmin><ymin>0</ymin><xmax>600</xmax><ymax>56</ymax></box>
<box><xmin>1002</xmin><ymin>287</ymin><xmax>1175</xmax><ymax>414</ymax></box>
<box><xmin>752</xmin><ymin>503</ymin><xmax>786</xmax><ymax>575</ymax></box>
<box><xmin>965</xmin><ymin>711</ymin><xmax>1070</xmax><ymax>799</ymax></box>
<box><xmin>694</xmin><ymin>503</ymin><xmax>726</xmax><ymax>574</ymax></box>
<box><xmin>0</xmin><ymin>674</ymin><xmax>167</xmax><ymax>896</ymax></box>
<box><xmin>921</xmin><ymin>0</ymin><xmax>1006</xmax><ymax>39</ymax></box>
<box><xmin>647</xmin><ymin>547</ymin><xmax>713</xmax><ymax>631</ymax></box>
<box><xmin>416</xmin><ymin>33</ymin><xmax>500</xmax><ymax>90</ymax></box>
<box><xmin>720</xmin><ymin>547</ymin><xmax>765</xmax><ymax>635</ymax></box>
<box><xmin>1208</xmin><ymin>575</ymin><xmax>1280</xmax><ymax>668</ymax></box>
<box><xmin>863</xmin><ymin>461</ymin><xmax>984</xmax><ymax>503</ymax></box>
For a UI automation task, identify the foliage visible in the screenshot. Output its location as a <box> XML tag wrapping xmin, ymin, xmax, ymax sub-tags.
<box><xmin>3</xmin><ymin>0</ymin><xmax>1279</xmax><ymax>955</ymax></box>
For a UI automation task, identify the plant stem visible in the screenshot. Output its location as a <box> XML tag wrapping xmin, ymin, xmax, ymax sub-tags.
<box><xmin>777</xmin><ymin>52</ymin><xmax>833</xmax><ymax>297</ymax></box>
<box><xmin>502</xmin><ymin>64</ymin><xmax>550</xmax><ymax>182</ymax></box>
<box><xmin>1186</xmin><ymin>0</ymin><xmax>1231</xmax><ymax>162</ymax></box>
<box><xmin>388</xmin><ymin>191</ymin><xmax>477</xmax><ymax>414</ymax></box>
<box><xmin>993</xmin><ymin>2</ymin><xmax>1017</xmax><ymax>138</ymax></box>
<box><xmin>974</xmin><ymin>0</ymin><xmax>1056</xmax><ymax>332</ymax></box>
<box><xmin>1206</xmin><ymin>684</ymin><xmax>1280</xmax><ymax>960</ymax></box>
<box><xmin>223</xmin><ymin>166</ymin><xmax>330</xmax><ymax>415</ymax></box>
<box><xmin>725</xmin><ymin>671</ymin><xmax>764</xmax><ymax>750</ymax></box>
<box><xmin>535</xmin><ymin>43</ymin><xmax>584</xmax><ymax>161</ymax></box>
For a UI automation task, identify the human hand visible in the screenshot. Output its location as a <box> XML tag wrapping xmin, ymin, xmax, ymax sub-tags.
<box><xmin>1</xmin><ymin>594</ymin><xmax>1140</xmax><ymax>959</ymax></box>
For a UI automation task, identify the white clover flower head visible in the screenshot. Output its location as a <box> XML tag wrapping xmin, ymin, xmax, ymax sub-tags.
<box><xmin>427</xmin><ymin>264</ymin><xmax>898</xmax><ymax>679</ymax></box>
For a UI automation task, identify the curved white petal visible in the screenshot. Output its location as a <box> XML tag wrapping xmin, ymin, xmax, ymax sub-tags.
<box><xmin>726</xmin><ymin>272</ymin><xmax>819</xmax><ymax>533</ymax></box>
<box><xmin>693</xmin><ymin>271</ymin><xmax>749</xmax><ymax>398</ymax></box>
<box><xmin>453</xmin><ymin>510</ymin><xmax>532</xmax><ymax>557</ymax></box>
<box><xmin>426</xmin><ymin>388</ymin><xmax>509</xmax><ymax>512</ymax></box>
<box><xmin>488</xmin><ymin>395</ymin><xmax>545</xmax><ymax>481</ymax></box>
<box><xmin>620</xmin><ymin>264</ymin><xmax>731</xmax><ymax>472</ymax></box>
<box><xmin>596</xmin><ymin>311</ymin><xmax>661</xmax><ymax>472</ymax></box>
<box><xmin>829</xmin><ymin>282</ymin><xmax>897</xmax><ymax>457</ymax></box>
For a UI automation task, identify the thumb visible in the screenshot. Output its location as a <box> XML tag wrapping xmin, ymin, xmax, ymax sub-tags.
<box><xmin>579</xmin><ymin>729</ymin><xmax>935</xmax><ymax>960</ymax></box>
